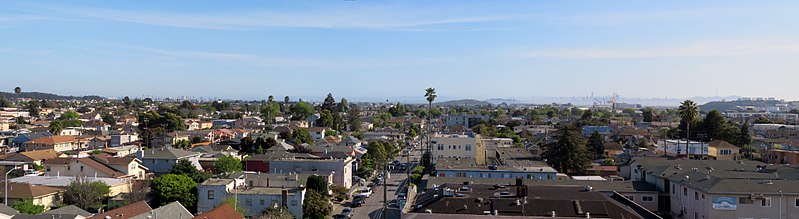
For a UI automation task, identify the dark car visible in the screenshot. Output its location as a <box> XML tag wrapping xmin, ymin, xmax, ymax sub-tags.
<box><xmin>351</xmin><ymin>197</ymin><xmax>366</xmax><ymax>207</ymax></box>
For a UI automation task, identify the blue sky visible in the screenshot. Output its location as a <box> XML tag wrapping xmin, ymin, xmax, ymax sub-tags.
<box><xmin>2</xmin><ymin>1</ymin><xmax>799</xmax><ymax>102</ymax></box>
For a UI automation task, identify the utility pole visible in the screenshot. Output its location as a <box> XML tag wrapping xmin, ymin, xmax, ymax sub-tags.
<box><xmin>383</xmin><ymin>160</ymin><xmax>388</xmax><ymax>219</ymax></box>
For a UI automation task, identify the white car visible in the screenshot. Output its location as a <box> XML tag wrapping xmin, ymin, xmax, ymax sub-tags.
<box><xmin>357</xmin><ymin>188</ymin><xmax>373</xmax><ymax>198</ymax></box>
<box><xmin>24</xmin><ymin>169</ymin><xmax>42</xmax><ymax>176</ymax></box>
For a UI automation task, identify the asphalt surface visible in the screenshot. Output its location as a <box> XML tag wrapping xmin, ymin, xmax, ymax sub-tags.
<box><xmin>347</xmin><ymin>145</ymin><xmax>422</xmax><ymax>219</ymax></box>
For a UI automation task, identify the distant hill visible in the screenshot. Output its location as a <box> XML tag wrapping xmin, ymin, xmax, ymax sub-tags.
<box><xmin>485</xmin><ymin>98</ymin><xmax>519</xmax><ymax>105</ymax></box>
<box><xmin>434</xmin><ymin>99</ymin><xmax>492</xmax><ymax>106</ymax></box>
<box><xmin>0</xmin><ymin>91</ymin><xmax>103</xmax><ymax>101</ymax></box>
<box><xmin>700</xmin><ymin>99</ymin><xmax>783</xmax><ymax>112</ymax></box>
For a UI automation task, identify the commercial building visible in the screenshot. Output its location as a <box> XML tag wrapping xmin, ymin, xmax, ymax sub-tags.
<box><xmin>432</xmin><ymin>133</ymin><xmax>486</xmax><ymax>165</ymax></box>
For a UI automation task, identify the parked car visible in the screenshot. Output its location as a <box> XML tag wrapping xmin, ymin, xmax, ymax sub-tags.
<box><xmin>339</xmin><ymin>208</ymin><xmax>353</xmax><ymax>218</ymax></box>
<box><xmin>24</xmin><ymin>169</ymin><xmax>42</xmax><ymax>176</ymax></box>
<box><xmin>351</xmin><ymin>197</ymin><xmax>365</xmax><ymax>207</ymax></box>
<box><xmin>357</xmin><ymin>188</ymin><xmax>373</xmax><ymax>197</ymax></box>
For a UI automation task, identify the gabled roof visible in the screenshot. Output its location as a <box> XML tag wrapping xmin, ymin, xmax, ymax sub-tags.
<box><xmin>709</xmin><ymin>140</ymin><xmax>738</xmax><ymax>149</ymax></box>
<box><xmin>0</xmin><ymin>204</ymin><xmax>18</xmax><ymax>216</ymax></box>
<box><xmin>130</xmin><ymin>201</ymin><xmax>192</xmax><ymax>219</ymax></box>
<box><xmin>138</xmin><ymin>148</ymin><xmax>201</xmax><ymax>160</ymax></box>
<box><xmin>89</xmin><ymin>201</ymin><xmax>152</xmax><ymax>219</ymax></box>
<box><xmin>25</xmin><ymin>135</ymin><xmax>77</xmax><ymax>145</ymax></box>
<box><xmin>0</xmin><ymin>182</ymin><xmax>63</xmax><ymax>199</ymax></box>
<box><xmin>192</xmin><ymin>203</ymin><xmax>244</xmax><ymax>219</ymax></box>
<box><xmin>43</xmin><ymin>157</ymin><xmax>128</xmax><ymax>177</ymax></box>
<box><xmin>7</xmin><ymin>149</ymin><xmax>61</xmax><ymax>162</ymax></box>
<box><xmin>44</xmin><ymin>205</ymin><xmax>92</xmax><ymax>217</ymax></box>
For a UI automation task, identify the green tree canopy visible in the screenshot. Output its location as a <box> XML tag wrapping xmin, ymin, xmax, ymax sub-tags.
<box><xmin>290</xmin><ymin>128</ymin><xmax>312</xmax><ymax>145</ymax></box>
<box><xmin>318</xmin><ymin>110</ymin><xmax>334</xmax><ymax>128</ymax></box>
<box><xmin>151</xmin><ymin>174</ymin><xmax>197</xmax><ymax>212</ymax></box>
<box><xmin>170</xmin><ymin>159</ymin><xmax>211</xmax><ymax>183</ymax></box>
<box><xmin>289</xmin><ymin>101</ymin><xmax>314</xmax><ymax>121</ymax></box>
<box><xmin>214</xmin><ymin>155</ymin><xmax>243</xmax><ymax>176</ymax></box>
<box><xmin>302</xmin><ymin>190</ymin><xmax>330</xmax><ymax>219</ymax></box>
<box><xmin>322</xmin><ymin>93</ymin><xmax>336</xmax><ymax>112</ymax></box>
<box><xmin>61</xmin><ymin>110</ymin><xmax>80</xmax><ymax>120</ymax></box>
<box><xmin>543</xmin><ymin>125</ymin><xmax>591</xmax><ymax>174</ymax></box>
<box><xmin>586</xmin><ymin>131</ymin><xmax>605</xmax><ymax>159</ymax></box>
<box><xmin>12</xmin><ymin>199</ymin><xmax>45</xmax><ymax>214</ymax></box>
<box><xmin>306</xmin><ymin>175</ymin><xmax>329</xmax><ymax>197</ymax></box>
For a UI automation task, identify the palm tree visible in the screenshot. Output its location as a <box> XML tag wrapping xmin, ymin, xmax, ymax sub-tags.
<box><xmin>268</xmin><ymin>95</ymin><xmax>274</xmax><ymax>103</ymax></box>
<box><xmin>678</xmin><ymin>100</ymin><xmax>698</xmax><ymax>158</ymax></box>
<box><xmin>13</xmin><ymin>87</ymin><xmax>21</xmax><ymax>96</ymax></box>
<box><xmin>424</xmin><ymin>87</ymin><xmax>436</xmax><ymax>169</ymax></box>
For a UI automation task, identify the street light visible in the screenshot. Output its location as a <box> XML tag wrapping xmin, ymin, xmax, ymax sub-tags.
<box><xmin>5</xmin><ymin>165</ymin><xmax>20</xmax><ymax>205</ymax></box>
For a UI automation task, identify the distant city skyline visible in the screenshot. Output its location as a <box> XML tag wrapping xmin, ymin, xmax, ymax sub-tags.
<box><xmin>3</xmin><ymin>1</ymin><xmax>799</xmax><ymax>101</ymax></box>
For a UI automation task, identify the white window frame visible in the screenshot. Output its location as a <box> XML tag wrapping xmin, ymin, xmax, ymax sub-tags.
<box><xmin>761</xmin><ymin>197</ymin><xmax>772</xmax><ymax>207</ymax></box>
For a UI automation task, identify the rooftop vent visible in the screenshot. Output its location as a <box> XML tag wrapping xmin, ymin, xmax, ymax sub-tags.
<box><xmin>761</xmin><ymin>180</ymin><xmax>773</xmax><ymax>185</ymax></box>
<box><xmin>583</xmin><ymin>185</ymin><xmax>592</xmax><ymax>192</ymax></box>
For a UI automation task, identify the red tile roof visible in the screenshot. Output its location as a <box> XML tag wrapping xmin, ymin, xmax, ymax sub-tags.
<box><xmin>192</xmin><ymin>203</ymin><xmax>244</xmax><ymax>219</ymax></box>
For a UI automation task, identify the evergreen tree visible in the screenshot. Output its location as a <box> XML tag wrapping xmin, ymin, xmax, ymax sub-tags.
<box><xmin>543</xmin><ymin>125</ymin><xmax>590</xmax><ymax>173</ymax></box>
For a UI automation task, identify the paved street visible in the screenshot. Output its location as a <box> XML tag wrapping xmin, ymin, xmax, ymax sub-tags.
<box><xmin>344</xmin><ymin>143</ymin><xmax>423</xmax><ymax>219</ymax></box>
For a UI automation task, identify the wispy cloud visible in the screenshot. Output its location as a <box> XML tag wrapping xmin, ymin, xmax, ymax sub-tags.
<box><xmin>31</xmin><ymin>4</ymin><xmax>521</xmax><ymax>31</ymax></box>
<box><xmin>524</xmin><ymin>39</ymin><xmax>799</xmax><ymax>59</ymax></box>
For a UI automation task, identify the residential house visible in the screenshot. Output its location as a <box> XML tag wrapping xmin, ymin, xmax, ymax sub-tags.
<box><xmin>78</xmin><ymin>112</ymin><xmax>101</xmax><ymax>122</ymax></box>
<box><xmin>44</xmin><ymin>155</ymin><xmax>148</xmax><ymax>179</ymax></box>
<box><xmin>431</xmin><ymin>133</ymin><xmax>486</xmax><ymax>165</ymax></box>
<box><xmin>197</xmin><ymin>178</ymin><xmax>305</xmax><ymax>218</ymax></box>
<box><xmin>129</xmin><ymin>202</ymin><xmax>192</xmax><ymax>219</ymax></box>
<box><xmin>4</xmin><ymin>149</ymin><xmax>61</xmax><ymax>169</ymax></box>
<box><xmin>134</xmin><ymin>147</ymin><xmax>202</xmax><ymax>173</ymax></box>
<box><xmin>23</xmin><ymin>136</ymin><xmax>84</xmax><ymax>152</ymax></box>
<box><xmin>307</xmin><ymin>127</ymin><xmax>327</xmax><ymax>140</ymax></box>
<box><xmin>110</xmin><ymin>132</ymin><xmax>138</xmax><ymax>147</ymax></box>
<box><xmin>583</xmin><ymin>126</ymin><xmax>613</xmax><ymax>136</ymax></box>
<box><xmin>27</xmin><ymin>205</ymin><xmax>93</xmax><ymax>219</ymax></box>
<box><xmin>0</xmin><ymin>183</ymin><xmax>64</xmax><ymax>210</ymax></box>
<box><xmin>268</xmin><ymin>155</ymin><xmax>355</xmax><ymax>188</ymax></box>
<box><xmin>10</xmin><ymin>175</ymin><xmax>132</xmax><ymax>197</ymax></box>
<box><xmin>708</xmin><ymin>140</ymin><xmax>740</xmax><ymax>160</ymax></box>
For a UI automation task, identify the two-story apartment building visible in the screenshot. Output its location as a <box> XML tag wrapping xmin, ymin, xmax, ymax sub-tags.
<box><xmin>268</xmin><ymin>155</ymin><xmax>355</xmax><ymax>188</ymax></box>
<box><xmin>23</xmin><ymin>136</ymin><xmax>84</xmax><ymax>152</ymax></box>
<box><xmin>197</xmin><ymin>178</ymin><xmax>305</xmax><ymax>218</ymax></box>
<box><xmin>432</xmin><ymin>133</ymin><xmax>486</xmax><ymax>165</ymax></box>
<box><xmin>43</xmin><ymin>155</ymin><xmax>148</xmax><ymax>179</ymax></box>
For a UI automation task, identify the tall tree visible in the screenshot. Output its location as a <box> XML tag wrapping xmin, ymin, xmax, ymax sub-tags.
<box><xmin>318</xmin><ymin>110</ymin><xmax>334</xmax><ymax>127</ymax></box>
<box><xmin>306</xmin><ymin>175</ymin><xmax>329</xmax><ymax>196</ymax></box>
<box><xmin>284</xmin><ymin>96</ymin><xmax>290</xmax><ymax>104</ymax></box>
<box><xmin>123</xmin><ymin>96</ymin><xmax>132</xmax><ymax>109</ymax></box>
<box><xmin>48</xmin><ymin>120</ymin><xmax>64</xmax><ymax>134</ymax></box>
<box><xmin>214</xmin><ymin>155</ymin><xmax>243</xmax><ymax>177</ymax></box>
<box><xmin>543</xmin><ymin>125</ymin><xmax>590</xmax><ymax>173</ymax></box>
<box><xmin>348</xmin><ymin>104</ymin><xmax>361</xmax><ymax>132</ymax></box>
<box><xmin>739</xmin><ymin>124</ymin><xmax>751</xmax><ymax>146</ymax></box>
<box><xmin>289</xmin><ymin>101</ymin><xmax>314</xmax><ymax>121</ymax></box>
<box><xmin>337</xmin><ymin>98</ymin><xmax>349</xmax><ymax>113</ymax></box>
<box><xmin>322</xmin><ymin>93</ymin><xmax>336</xmax><ymax>112</ymax></box>
<box><xmin>14</xmin><ymin>87</ymin><xmax>21</xmax><ymax>96</ymax></box>
<box><xmin>586</xmin><ymin>131</ymin><xmax>605</xmax><ymax>159</ymax></box>
<box><xmin>151</xmin><ymin>174</ymin><xmax>197</xmax><ymax>212</ymax></box>
<box><xmin>703</xmin><ymin>110</ymin><xmax>726</xmax><ymax>140</ymax></box>
<box><xmin>642</xmin><ymin>107</ymin><xmax>656</xmax><ymax>122</ymax></box>
<box><xmin>302</xmin><ymin>190</ymin><xmax>330</xmax><ymax>219</ymax></box>
<box><xmin>63</xmin><ymin>179</ymin><xmax>111</xmax><ymax>210</ymax></box>
<box><xmin>170</xmin><ymin>159</ymin><xmax>211</xmax><ymax>183</ymax></box>
<box><xmin>424</xmin><ymin>87</ymin><xmax>436</xmax><ymax>171</ymax></box>
<box><xmin>678</xmin><ymin>100</ymin><xmax>699</xmax><ymax>156</ymax></box>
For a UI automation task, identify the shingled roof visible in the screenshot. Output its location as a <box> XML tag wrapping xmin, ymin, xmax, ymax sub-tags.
<box><xmin>89</xmin><ymin>201</ymin><xmax>152</xmax><ymax>219</ymax></box>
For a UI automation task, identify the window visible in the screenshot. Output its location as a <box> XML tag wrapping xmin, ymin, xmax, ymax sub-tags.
<box><xmin>260</xmin><ymin>199</ymin><xmax>265</xmax><ymax>205</ymax></box>
<box><xmin>739</xmin><ymin>197</ymin><xmax>754</xmax><ymax>204</ymax></box>
<box><xmin>642</xmin><ymin>196</ymin><xmax>654</xmax><ymax>202</ymax></box>
<box><xmin>456</xmin><ymin>172</ymin><xmax>466</xmax><ymax>177</ymax></box>
<box><xmin>207</xmin><ymin>190</ymin><xmax>215</xmax><ymax>200</ymax></box>
<box><xmin>80</xmin><ymin>166</ymin><xmax>84</xmax><ymax>172</ymax></box>
<box><xmin>795</xmin><ymin>198</ymin><xmax>799</xmax><ymax>207</ymax></box>
<box><xmin>46</xmin><ymin>166</ymin><xmax>50</xmax><ymax>172</ymax></box>
<box><xmin>683</xmin><ymin>188</ymin><xmax>688</xmax><ymax>196</ymax></box>
<box><xmin>721</xmin><ymin>150</ymin><xmax>732</xmax><ymax>155</ymax></box>
<box><xmin>762</xmin><ymin>197</ymin><xmax>772</xmax><ymax>207</ymax></box>
<box><xmin>438</xmin><ymin>145</ymin><xmax>444</xmax><ymax>150</ymax></box>
<box><xmin>695</xmin><ymin>192</ymin><xmax>699</xmax><ymax>200</ymax></box>
<box><xmin>465</xmin><ymin>145</ymin><xmax>471</xmax><ymax>151</ymax></box>
<box><xmin>672</xmin><ymin>184</ymin><xmax>676</xmax><ymax>194</ymax></box>
<box><xmin>67</xmin><ymin>166</ymin><xmax>71</xmax><ymax>171</ymax></box>
<box><xmin>702</xmin><ymin>194</ymin><xmax>705</xmax><ymax>199</ymax></box>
